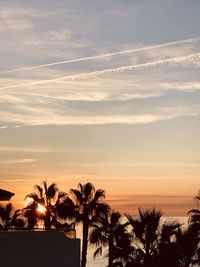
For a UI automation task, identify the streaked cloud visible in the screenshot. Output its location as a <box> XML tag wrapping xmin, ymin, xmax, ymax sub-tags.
<box><xmin>1</xmin><ymin>52</ymin><xmax>200</xmax><ymax>90</ymax></box>
<box><xmin>0</xmin><ymin>8</ymin><xmax>34</xmax><ymax>31</ymax></box>
<box><xmin>0</xmin><ymin>146</ymin><xmax>59</xmax><ymax>153</ymax></box>
<box><xmin>0</xmin><ymin>36</ymin><xmax>199</xmax><ymax>74</ymax></box>
<box><xmin>0</xmin><ymin>103</ymin><xmax>199</xmax><ymax>128</ymax></box>
<box><xmin>107</xmin><ymin>194</ymin><xmax>195</xmax><ymax>216</ymax></box>
<box><xmin>0</xmin><ymin>158</ymin><xmax>37</xmax><ymax>164</ymax></box>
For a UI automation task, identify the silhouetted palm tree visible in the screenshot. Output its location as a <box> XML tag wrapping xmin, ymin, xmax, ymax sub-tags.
<box><xmin>24</xmin><ymin>181</ymin><xmax>71</xmax><ymax>229</ymax></box>
<box><xmin>126</xmin><ymin>209</ymin><xmax>183</xmax><ymax>267</ymax></box>
<box><xmin>187</xmin><ymin>191</ymin><xmax>200</xmax><ymax>266</ymax></box>
<box><xmin>126</xmin><ymin>209</ymin><xmax>162</xmax><ymax>266</ymax></box>
<box><xmin>188</xmin><ymin>191</ymin><xmax>200</xmax><ymax>229</ymax></box>
<box><xmin>70</xmin><ymin>182</ymin><xmax>110</xmax><ymax>267</ymax></box>
<box><xmin>156</xmin><ymin>220</ymin><xmax>183</xmax><ymax>267</ymax></box>
<box><xmin>174</xmin><ymin>226</ymin><xmax>200</xmax><ymax>267</ymax></box>
<box><xmin>90</xmin><ymin>211</ymin><xmax>133</xmax><ymax>267</ymax></box>
<box><xmin>0</xmin><ymin>203</ymin><xmax>25</xmax><ymax>228</ymax></box>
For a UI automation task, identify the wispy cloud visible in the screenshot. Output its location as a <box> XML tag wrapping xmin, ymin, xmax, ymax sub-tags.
<box><xmin>0</xmin><ymin>8</ymin><xmax>34</xmax><ymax>32</ymax></box>
<box><xmin>0</xmin><ymin>158</ymin><xmax>37</xmax><ymax>164</ymax></box>
<box><xmin>0</xmin><ymin>105</ymin><xmax>199</xmax><ymax>128</ymax></box>
<box><xmin>0</xmin><ymin>37</ymin><xmax>199</xmax><ymax>74</ymax></box>
<box><xmin>1</xmin><ymin>52</ymin><xmax>200</xmax><ymax>90</ymax></box>
<box><xmin>0</xmin><ymin>146</ymin><xmax>59</xmax><ymax>153</ymax></box>
<box><xmin>107</xmin><ymin>194</ymin><xmax>195</xmax><ymax>216</ymax></box>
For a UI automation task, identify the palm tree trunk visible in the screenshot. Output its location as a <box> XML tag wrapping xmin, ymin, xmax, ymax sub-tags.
<box><xmin>108</xmin><ymin>236</ymin><xmax>114</xmax><ymax>267</ymax></box>
<box><xmin>81</xmin><ymin>217</ymin><xmax>89</xmax><ymax>267</ymax></box>
<box><xmin>44</xmin><ymin>209</ymin><xmax>51</xmax><ymax>229</ymax></box>
<box><xmin>144</xmin><ymin>242</ymin><xmax>151</xmax><ymax>267</ymax></box>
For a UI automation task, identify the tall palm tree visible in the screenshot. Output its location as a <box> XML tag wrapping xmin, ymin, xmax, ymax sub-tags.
<box><xmin>0</xmin><ymin>203</ymin><xmax>25</xmax><ymax>228</ymax></box>
<box><xmin>70</xmin><ymin>182</ymin><xmax>110</xmax><ymax>267</ymax></box>
<box><xmin>126</xmin><ymin>209</ymin><xmax>162</xmax><ymax>266</ymax></box>
<box><xmin>126</xmin><ymin>209</ymin><xmax>182</xmax><ymax>267</ymax></box>
<box><xmin>24</xmin><ymin>181</ymin><xmax>71</xmax><ymax>229</ymax></box>
<box><xmin>90</xmin><ymin>211</ymin><xmax>133</xmax><ymax>267</ymax></box>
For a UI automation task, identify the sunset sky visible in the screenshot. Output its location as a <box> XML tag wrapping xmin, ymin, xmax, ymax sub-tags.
<box><xmin>0</xmin><ymin>0</ymin><xmax>200</xmax><ymax>216</ymax></box>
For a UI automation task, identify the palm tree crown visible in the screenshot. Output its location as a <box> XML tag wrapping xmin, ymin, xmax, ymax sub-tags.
<box><xmin>70</xmin><ymin>182</ymin><xmax>110</xmax><ymax>267</ymax></box>
<box><xmin>0</xmin><ymin>203</ymin><xmax>25</xmax><ymax>228</ymax></box>
<box><xmin>126</xmin><ymin>209</ymin><xmax>182</xmax><ymax>267</ymax></box>
<box><xmin>24</xmin><ymin>181</ymin><xmax>70</xmax><ymax>229</ymax></box>
<box><xmin>90</xmin><ymin>211</ymin><xmax>133</xmax><ymax>267</ymax></box>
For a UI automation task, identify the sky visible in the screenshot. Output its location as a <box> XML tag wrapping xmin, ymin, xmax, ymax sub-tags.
<box><xmin>0</xmin><ymin>0</ymin><xmax>200</xmax><ymax>216</ymax></box>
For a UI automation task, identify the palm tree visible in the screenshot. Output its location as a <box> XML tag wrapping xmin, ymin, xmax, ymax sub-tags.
<box><xmin>156</xmin><ymin>220</ymin><xmax>183</xmax><ymax>267</ymax></box>
<box><xmin>70</xmin><ymin>182</ymin><xmax>110</xmax><ymax>267</ymax></box>
<box><xmin>126</xmin><ymin>209</ymin><xmax>182</xmax><ymax>267</ymax></box>
<box><xmin>0</xmin><ymin>203</ymin><xmax>25</xmax><ymax>228</ymax></box>
<box><xmin>24</xmin><ymin>181</ymin><xmax>71</xmax><ymax>229</ymax></box>
<box><xmin>188</xmin><ymin>190</ymin><xmax>200</xmax><ymax>228</ymax></box>
<box><xmin>174</xmin><ymin>226</ymin><xmax>200</xmax><ymax>267</ymax></box>
<box><xmin>90</xmin><ymin>211</ymin><xmax>133</xmax><ymax>267</ymax></box>
<box><xmin>126</xmin><ymin>209</ymin><xmax>162</xmax><ymax>266</ymax></box>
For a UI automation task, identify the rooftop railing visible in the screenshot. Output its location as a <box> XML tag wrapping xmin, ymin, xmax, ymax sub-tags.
<box><xmin>0</xmin><ymin>227</ymin><xmax>76</xmax><ymax>238</ymax></box>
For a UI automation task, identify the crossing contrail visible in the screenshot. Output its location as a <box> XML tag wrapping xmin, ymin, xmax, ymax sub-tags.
<box><xmin>0</xmin><ymin>52</ymin><xmax>200</xmax><ymax>90</ymax></box>
<box><xmin>0</xmin><ymin>37</ymin><xmax>200</xmax><ymax>74</ymax></box>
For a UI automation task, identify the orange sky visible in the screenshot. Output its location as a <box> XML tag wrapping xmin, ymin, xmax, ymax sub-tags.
<box><xmin>0</xmin><ymin>1</ymin><xmax>200</xmax><ymax>217</ymax></box>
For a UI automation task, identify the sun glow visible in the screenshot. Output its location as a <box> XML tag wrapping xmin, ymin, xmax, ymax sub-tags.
<box><xmin>37</xmin><ymin>204</ymin><xmax>46</xmax><ymax>214</ymax></box>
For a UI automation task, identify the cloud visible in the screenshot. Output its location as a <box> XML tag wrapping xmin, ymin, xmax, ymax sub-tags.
<box><xmin>0</xmin><ymin>158</ymin><xmax>37</xmax><ymax>164</ymax></box>
<box><xmin>1</xmin><ymin>52</ymin><xmax>200</xmax><ymax>90</ymax></box>
<box><xmin>0</xmin><ymin>4</ymin><xmax>199</xmax><ymax>130</ymax></box>
<box><xmin>1</xmin><ymin>36</ymin><xmax>199</xmax><ymax>74</ymax></box>
<box><xmin>0</xmin><ymin>17</ymin><xmax>33</xmax><ymax>31</ymax></box>
<box><xmin>0</xmin><ymin>104</ymin><xmax>199</xmax><ymax>128</ymax></box>
<box><xmin>0</xmin><ymin>146</ymin><xmax>59</xmax><ymax>153</ymax></box>
<box><xmin>107</xmin><ymin>194</ymin><xmax>195</xmax><ymax>216</ymax></box>
<box><xmin>48</xmin><ymin>28</ymin><xmax>72</xmax><ymax>42</ymax></box>
<box><xmin>0</xmin><ymin>9</ymin><xmax>34</xmax><ymax>31</ymax></box>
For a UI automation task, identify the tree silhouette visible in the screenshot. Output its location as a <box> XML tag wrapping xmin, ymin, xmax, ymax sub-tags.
<box><xmin>156</xmin><ymin>220</ymin><xmax>183</xmax><ymax>267</ymax></box>
<box><xmin>126</xmin><ymin>209</ymin><xmax>162</xmax><ymax>266</ymax></box>
<box><xmin>188</xmin><ymin>191</ymin><xmax>200</xmax><ymax>230</ymax></box>
<box><xmin>174</xmin><ymin>226</ymin><xmax>200</xmax><ymax>267</ymax></box>
<box><xmin>90</xmin><ymin>211</ymin><xmax>133</xmax><ymax>267</ymax></box>
<box><xmin>0</xmin><ymin>203</ymin><xmax>25</xmax><ymax>228</ymax></box>
<box><xmin>70</xmin><ymin>182</ymin><xmax>110</xmax><ymax>267</ymax></box>
<box><xmin>24</xmin><ymin>181</ymin><xmax>72</xmax><ymax>229</ymax></box>
<box><xmin>126</xmin><ymin>209</ymin><xmax>183</xmax><ymax>267</ymax></box>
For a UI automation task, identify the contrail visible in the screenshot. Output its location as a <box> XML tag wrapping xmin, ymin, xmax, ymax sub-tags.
<box><xmin>0</xmin><ymin>37</ymin><xmax>200</xmax><ymax>74</ymax></box>
<box><xmin>1</xmin><ymin>52</ymin><xmax>200</xmax><ymax>90</ymax></box>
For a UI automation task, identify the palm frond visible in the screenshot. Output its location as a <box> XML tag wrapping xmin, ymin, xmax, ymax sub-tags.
<box><xmin>89</xmin><ymin>227</ymin><xmax>107</xmax><ymax>246</ymax></box>
<box><xmin>25</xmin><ymin>193</ymin><xmax>41</xmax><ymax>203</ymax></box>
<box><xmin>93</xmin><ymin>247</ymin><xmax>103</xmax><ymax>259</ymax></box>
<box><xmin>78</xmin><ymin>183</ymin><xmax>83</xmax><ymax>192</ymax></box>
<box><xmin>83</xmin><ymin>183</ymin><xmax>95</xmax><ymax>202</ymax></box>
<box><xmin>161</xmin><ymin>220</ymin><xmax>182</xmax><ymax>242</ymax></box>
<box><xmin>111</xmin><ymin>212</ymin><xmax>122</xmax><ymax>228</ymax></box>
<box><xmin>92</xmin><ymin>203</ymin><xmax>110</xmax><ymax>223</ymax></box>
<box><xmin>58</xmin><ymin>191</ymin><xmax>68</xmax><ymax>199</ymax></box>
<box><xmin>93</xmin><ymin>189</ymin><xmax>105</xmax><ymax>203</ymax></box>
<box><xmin>188</xmin><ymin>209</ymin><xmax>200</xmax><ymax>214</ymax></box>
<box><xmin>34</xmin><ymin>185</ymin><xmax>43</xmax><ymax>198</ymax></box>
<box><xmin>46</xmin><ymin>183</ymin><xmax>58</xmax><ymax>199</ymax></box>
<box><xmin>43</xmin><ymin>180</ymin><xmax>48</xmax><ymax>194</ymax></box>
<box><xmin>56</xmin><ymin>197</ymin><xmax>76</xmax><ymax>220</ymax></box>
<box><xmin>70</xmin><ymin>189</ymin><xmax>82</xmax><ymax>203</ymax></box>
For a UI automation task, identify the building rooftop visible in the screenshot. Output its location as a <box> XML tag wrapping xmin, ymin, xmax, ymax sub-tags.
<box><xmin>0</xmin><ymin>188</ymin><xmax>14</xmax><ymax>201</ymax></box>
